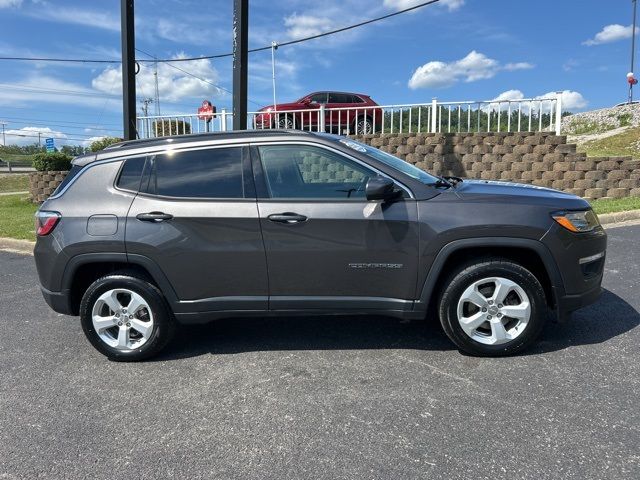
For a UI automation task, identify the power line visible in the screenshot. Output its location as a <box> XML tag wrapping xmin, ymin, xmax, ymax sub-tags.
<box><xmin>135</xmin><ymin>47</ymin><xmax>262</xmax><ymax>107</ymax></box>
<box><xmin>0</xmin><ymin>0</ymin><xmax>441</xmax><ymax>64</ymax></box>
<box><xmin>0</xmin><ymin>83</ymin><xmax>120</xmax><ymax>99</ymax></box>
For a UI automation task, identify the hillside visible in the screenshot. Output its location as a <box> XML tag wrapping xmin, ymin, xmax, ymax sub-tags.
<box><xmin>563</xmin><ymin>104</ymin><xmax>640</xmax><ymax>158</ymax></box>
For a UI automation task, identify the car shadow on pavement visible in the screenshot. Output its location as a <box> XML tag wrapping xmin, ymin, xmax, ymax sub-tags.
<box><xmin>155</xmin><ymin>289</ymin><xmax>638</xmax><ymax>361</ymax></box>
<box><xmin>158</xmin><ymin>314</ymin><xmax>454</xmax><ymax>361</ymax></box>
<box><xmin>528</xmin><ymin>289</ymin><xmax>639</xmax><ymax>355</ymax></box>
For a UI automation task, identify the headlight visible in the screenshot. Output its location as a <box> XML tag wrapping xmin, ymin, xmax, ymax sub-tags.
<box><xmin>552</xmin><ymin>210</ymin><xmax>600</xmax><ymax>233</ymax></box>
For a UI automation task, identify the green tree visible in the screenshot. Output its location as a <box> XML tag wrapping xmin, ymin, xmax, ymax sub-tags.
<box><xmin>90</xmin><ymin>137</ymin><xmax>123</xmax><ymax>152</ymax></box>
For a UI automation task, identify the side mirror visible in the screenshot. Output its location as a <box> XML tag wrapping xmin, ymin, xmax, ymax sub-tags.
<box><xmin>365</xmin><ymin>176</ymin><xmax>398</xmax><ymax>201</ymax></box>
<box><xmin>301</xmin><ymin>98</ymin><xmax>312</xmax><ymax>105</ymax></box>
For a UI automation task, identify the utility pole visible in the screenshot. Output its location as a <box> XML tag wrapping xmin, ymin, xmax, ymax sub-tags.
<box><xmin>271</xmin><ymin>41</ymin><xmax>278</xmax><ymax>111</ymax></box>
<box><xmin>141</xmin><ymin>98</ymin><xmax>154</xmax><ymax>117</ymax></box>
<box><xmin>631</xmin><ymin>0</ymin><xmax>638</xmax><ymax>103</ymax></box>
<box><xmin>0</xmin><ymin>121</ymin><xmax>6</xmax><ymax>147</ymax></box>
<box><xmin>121</xmin><ymin>0</ymin><xmax>137</xmax><ymax>140</ymax></box>
<box><xmin>154</xmin><ymin>57</ymin><xmax>161</xmax><ymax>116</ymax></box>
<box><xmin>232</xmin><ymin>0</ymin><xmax>248</xmax><ymax>130</ymax></box>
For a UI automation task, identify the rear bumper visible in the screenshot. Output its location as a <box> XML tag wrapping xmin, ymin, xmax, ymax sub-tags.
<box><xmin>40</xmin><ymin>286</ymin><xmax>74</xmax><ymax>316</ymax></box>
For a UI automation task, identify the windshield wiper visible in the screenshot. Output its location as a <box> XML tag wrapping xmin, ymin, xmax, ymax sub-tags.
<box><xmin>443</xmin><ymin>175</ymin><xmax>463</xmax><ymax>186</ymax></box>
<box><xmin>428</xmin><ymin>176</ymin><xmax>453</xmax><ymax>189</ymax></box>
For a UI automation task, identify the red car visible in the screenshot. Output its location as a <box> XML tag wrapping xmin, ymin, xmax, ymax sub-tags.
<box><xmin>254</xmin><ymin>91</ymin><xmax>383</xmax><ymax>134</ymax></box>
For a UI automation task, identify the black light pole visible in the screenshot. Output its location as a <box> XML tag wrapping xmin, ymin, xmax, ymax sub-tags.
<box><xmin>121</xmin><ymin>0</ymin><xmax>137</xmax><ymax>139</ymax></box>
<box><xmin>232</xmin><ymin>0</ymin><xmax>248</xmax><ymax>130</ymax></box>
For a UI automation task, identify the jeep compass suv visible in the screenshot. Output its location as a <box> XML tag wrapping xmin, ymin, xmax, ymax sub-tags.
<box><xmin>34</xmin><ymin>131</ymin><xmax>607</xmax><ymax>361</ymax></box>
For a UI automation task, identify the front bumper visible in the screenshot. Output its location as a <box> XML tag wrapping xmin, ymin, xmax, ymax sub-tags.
<box><xmin>542</xmin><ymin>222</ymin><xmax>607</xmax><ymax>320</ymax></box>
<box><xmin>554</xmin><ymin>284</ymin><xmax>603</xmax><ymax>322</ymax></box>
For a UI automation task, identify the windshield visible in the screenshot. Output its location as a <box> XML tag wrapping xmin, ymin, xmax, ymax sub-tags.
<box><xmin>339</xmin><ymin>139</ymin><xmax>440</xmax><ymax>185</ymax></box>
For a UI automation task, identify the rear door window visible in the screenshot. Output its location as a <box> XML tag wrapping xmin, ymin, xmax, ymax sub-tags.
<box><xmin>328</xmin><ymin>93</ymin><xmax>350</xmax><ymax>104</ymax></box>
<box><xmin>147</xmin><ymin>147</ymin><xmax>244</xmax><ymax>198</ymax></box>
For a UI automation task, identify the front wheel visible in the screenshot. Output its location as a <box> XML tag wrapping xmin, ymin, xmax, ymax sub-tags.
<box><xmin>353</xmin><ymin>116</ymin><xmax>374</xmax><ymax>134</ymax></box>
<box><xmin>438</xmin><ymin>258</ymin><xmax>547</xmax><ymax>356</ymax></box>
<box><xmin>80</xmin><ymin>274</ymin><xmax>175</xmax><ymax>361</ymax></box>
<box><xmin>276</xmin><ymin>115</ymin><xmax>295</xmax><ymax>129</ymax></box>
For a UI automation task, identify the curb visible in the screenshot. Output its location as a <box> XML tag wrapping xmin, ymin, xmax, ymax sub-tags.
<box><xmin>598</xmin><ymin>209</ymin><xmax>640</xmax><ymax>225</ymax></box>
<box><xmin>0</xmin><ymin>237</ymin><xmax>35</xmax><ymax>255</ymax></box>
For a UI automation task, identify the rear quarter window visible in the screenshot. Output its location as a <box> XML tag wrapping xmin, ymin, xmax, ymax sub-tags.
<box><xmin>51</xmin><ymin>165</ymin><xmax>83</xmax><ymax>197</ymax></box>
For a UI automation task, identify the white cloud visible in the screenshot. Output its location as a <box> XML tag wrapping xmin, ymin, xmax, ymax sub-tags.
<box><xmin>538</xmin><ymin>90</ymin><xmax>587</xmax><ymax>111</ymax></box>
<box><xmin>283</xmin><ymin>14</ymin><xmax>334</xmax><ymax>39</ymax></box>
<box><xmin>503</xmin><ymin>62</ymin><xmax>535</xmax><ymax>71</ymax></box>
<box><xmin>491</xmin><ymin>89</ymin><xmax>525</xmax><ymax>103</ymax></box>
<box><xmin>583</xmin><ymin>24</ymin><xmax>639</xmax><ymax>46</ymax></box>
<box><xmin>384</xmin><ymin>0</ymin><xmax>464</xmax><ymax>12</ymax></box>
<box><xmin>409</xmin><ymin>51</ymin><xmax>532</xmax><ymax>89</ymax></box>
<box><xmin>92</xmin><ymin>54</ymin><xmax>223</xmax><ymax>104</ymax></box>
<box><xmin>0</xmin><ymin>0</ymin><xmax>22</xmax><ymax>8</ymax></box>
<box><xmin>3</xmin><ymin>126</ymin><xmax>67</xmax><ymax>147</ymax></box>
<box><xmin>483</xmin><ymin>89</ymin><xmax>587</xmax><ymax>113</ymax></box>
<box><xmin>82</xmin><ymin>136</ymin><xmax>108</xmax><ymax>148</ymax></box>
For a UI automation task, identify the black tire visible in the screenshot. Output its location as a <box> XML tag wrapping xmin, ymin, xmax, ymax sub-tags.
<box><xmin>438</xmin><ymin>258</ymin><xmax>547</xmax><ymax>357</ymax></box>
<box><xmin>276</xmin><ymin>115</ymin><xmax>295</xmax><ymax>129</ymax></box>
<box><xmin>353</xmin><ymin>115</ymin><xmax>374</xmax><ymax>134</ymax></box>
<box><xmin>80</xmin><ymin>274</ymin><xmax>176</xmax><ymax>361</ymax></box>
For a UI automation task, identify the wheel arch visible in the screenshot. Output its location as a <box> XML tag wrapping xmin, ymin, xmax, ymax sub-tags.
<box><xmin>416</xmin><ymin>237</ymin><xmax>563</xmax><ymax>314</ymax></box>
<box><xmin>61</xmin><ymin>253</ymin><xmax>179</xmax><ymax>315</ymax></box>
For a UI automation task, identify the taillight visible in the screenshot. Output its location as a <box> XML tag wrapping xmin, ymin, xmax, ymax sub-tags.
<box><xmin>35</xmin><ymin>211</ymin><xmax>61</xmax><ymax>236</ymax></box>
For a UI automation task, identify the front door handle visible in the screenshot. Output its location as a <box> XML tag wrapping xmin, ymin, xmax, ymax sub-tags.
<box><xmin>136</xmin><ymin>211</ymin><xmax>173</xmax><ymax>222</ymax></box>
<box><xmin>267</xmin><ymin>212</ymin><xmax>308</xmax><ymax>224</ymax></box>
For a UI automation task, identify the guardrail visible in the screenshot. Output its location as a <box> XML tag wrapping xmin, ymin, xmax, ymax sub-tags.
<box><xmin>137</xmin><ymin>93</ymin><xmax>563</xmax><ymax>139</ymax></box>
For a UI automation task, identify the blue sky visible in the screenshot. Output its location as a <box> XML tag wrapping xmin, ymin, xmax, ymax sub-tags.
<box><xmin>0</xmin><ymin>0</ymin><xmax>637</xmax><ymax>146</ymax></box>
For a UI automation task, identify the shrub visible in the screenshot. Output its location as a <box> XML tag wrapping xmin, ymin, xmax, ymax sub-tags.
<box><xmin>32</xmin><ymin>152</ymin><xmax>72</xmax><ymax>172</ymax></box>
<box><xmin>90</xmin><ymin>137</ymin><xmax>123</xmax><ymax>152</ymax></box>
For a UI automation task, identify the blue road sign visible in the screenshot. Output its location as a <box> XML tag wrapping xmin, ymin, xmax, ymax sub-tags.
<box><xmin>45</xmin><ymin>137</ymin><xmax>55</xmax><ymax>153</ymax></box>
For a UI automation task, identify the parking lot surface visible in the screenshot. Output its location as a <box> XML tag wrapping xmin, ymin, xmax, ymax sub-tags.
<box><xmin>0</xmin><ymin>224</ymin><xmax>638</xmax><ymax>480</ymax></box>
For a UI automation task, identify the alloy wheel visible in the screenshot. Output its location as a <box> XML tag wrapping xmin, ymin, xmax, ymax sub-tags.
<box><xmin>456</xmin><ymin>277</ymin><xmax>531</xmax><ymax>345</ymax></box>
<box><xmin>91</xmin><ymin>288</ymin><xmax>155</xmax><ymax>351</ymax></box>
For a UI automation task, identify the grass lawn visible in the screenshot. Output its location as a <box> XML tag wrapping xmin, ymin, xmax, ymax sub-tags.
<box><xmin>0</xmin><ymin>152</ymin><xmax>35</xmax><ymax>166</ymax></box>
<box><xmin>0</xmin><ymin>174</ymin><xmax>29</xmax><ymax>193</ymax></box>
<box><xmin>577</xmin><ymin>127</ymin><xmax>640</xmax><ymax>158</ymax></box>
<box><xmin>0</xmin><ymin>194</ymin><xmax>38</xmax><ymax>240</ymax></box>
<box><xmin>590</xmin><ymin>196</ymin><xmax>640</xmax><ymax>215</ymax></box>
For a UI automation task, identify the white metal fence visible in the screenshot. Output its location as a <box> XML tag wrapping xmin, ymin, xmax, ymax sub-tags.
<box><xmin>136</xmin><ymin>93</ymin><xmax>563</xmax><ymax>139</ymax></box>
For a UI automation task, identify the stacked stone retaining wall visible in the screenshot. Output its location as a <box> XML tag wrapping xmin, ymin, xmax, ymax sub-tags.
<box><xmin>352</xmin><ymin>132</ymin><xmax>640</xmax><ymax>200</ymax></box>
<box><xmin>29</xmin><ymin>171</ymin><xmax>68</xmax><ymax>203</ymax></box>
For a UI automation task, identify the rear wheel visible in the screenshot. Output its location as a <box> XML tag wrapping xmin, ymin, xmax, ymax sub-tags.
<box><xmin>80</xmin><ymin>274</ymin><xmax>175</xmax><ymax>361</ymax></box>
<box><xmin>438</xmin><ymin>258</ymin><xmax>547</xmax><ymax>356</ymax></box>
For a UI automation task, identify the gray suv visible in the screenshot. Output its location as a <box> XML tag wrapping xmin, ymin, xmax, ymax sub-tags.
<box><xmin>34</xmin><ymin>131</ymin><xmax>607</xmax><ymax>361</ymax></box>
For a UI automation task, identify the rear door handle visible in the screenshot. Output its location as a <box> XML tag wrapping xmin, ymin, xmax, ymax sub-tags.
<box><xmin>267</xmin><ymin>212</ymin><xmax>308</xmax><ymax>224</ymax></box>
<box><xmin>136</xmin><ymin>211</ymin><xmax>173</xmax><ymax>222</ymax></box>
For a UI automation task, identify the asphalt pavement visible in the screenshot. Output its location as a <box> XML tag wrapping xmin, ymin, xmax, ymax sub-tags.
<box><xmin>0</xmin><ymin>225</ymin><xmax>638</xmax><ymax>479</ymax></box>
